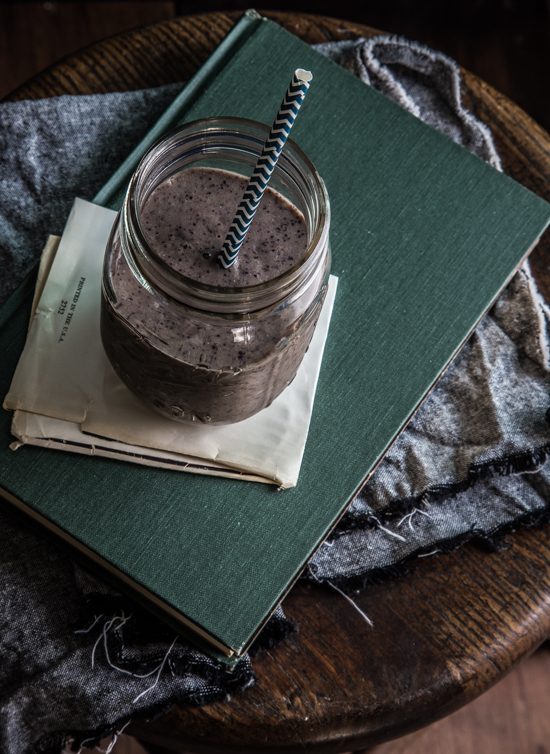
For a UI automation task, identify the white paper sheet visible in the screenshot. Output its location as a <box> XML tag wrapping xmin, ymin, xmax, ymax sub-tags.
<box><xmin>4</xmin><ymin>198</ymin><xmax>338</xmax><ymax>487</ymax></box>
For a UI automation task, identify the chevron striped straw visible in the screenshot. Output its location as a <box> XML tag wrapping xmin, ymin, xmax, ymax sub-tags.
<box><xmin>218</xmin><ymin>68</ymin><xmax>313</xmax><ymax>270</ymax></box>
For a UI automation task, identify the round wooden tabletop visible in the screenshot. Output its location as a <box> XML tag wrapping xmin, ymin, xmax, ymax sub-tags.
<box><xmin>7</xmin><ymin>11</ymin><xmax>550</xmax><ymax>754</ymax></box>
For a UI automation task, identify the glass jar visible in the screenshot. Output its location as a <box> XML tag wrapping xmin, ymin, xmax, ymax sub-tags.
<box><xmin>101</xmin><ymin>117</ymin><xmax>331</xmax><ymax>425</ymax></box>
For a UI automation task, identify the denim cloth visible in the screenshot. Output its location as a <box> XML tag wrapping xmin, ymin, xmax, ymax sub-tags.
<box><xmin>1</xmin><ymin>36</ymin><xmax>549</xmax><ymax>754</ymax></box>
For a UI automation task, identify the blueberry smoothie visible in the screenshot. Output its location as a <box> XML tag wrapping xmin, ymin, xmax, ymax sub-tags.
<box><xmin>141</xmin><ymin>168</ymin><xmax>307</xmax><ymax>287</ymax></box>
<box><xmin>101</xmin><ymin>167</ymin><xmax>328</xmax><ymax>425</ymax></box>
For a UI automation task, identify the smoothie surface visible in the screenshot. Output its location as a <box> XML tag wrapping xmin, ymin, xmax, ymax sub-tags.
<box><xmin>140</xmin><ymin>167</ymin><xmax>308</xmax><ymax>288</ymax></box>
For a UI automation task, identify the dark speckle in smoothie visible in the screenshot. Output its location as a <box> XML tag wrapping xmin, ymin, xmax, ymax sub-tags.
<box><xmin>140</xmin><ymin>167</ymin><xmax>308</xmax><ymax>287</ymax></box>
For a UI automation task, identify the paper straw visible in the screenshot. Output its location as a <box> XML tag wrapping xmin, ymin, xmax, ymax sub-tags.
<box><xmin>218</xmin><ymin>68</ymin><xmax>313</xmax><ymax>270</ymax></box>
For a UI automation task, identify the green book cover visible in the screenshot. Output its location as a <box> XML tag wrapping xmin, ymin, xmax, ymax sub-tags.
<box><xmin>1</xmin><ymin>11</ymin><xmax>550</xmax><ymax>658</ymax></box>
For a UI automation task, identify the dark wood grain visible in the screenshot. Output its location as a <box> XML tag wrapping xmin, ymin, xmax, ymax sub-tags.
<box><xmin>133</xmin><ymin>530</ymin><xmax>550</xmax><ymax>753</ymax></box>
<box><xmin>115</xmin><ymin>643</ymin><xmax>550</xmax><ymax>752</ymax></box>
<box><xmin>366</xmin><ymin>643</ymin><xmax>550</xmax><ymax>754</ymax></box>
<box><xmin>0</xmin><ymin>2</ymin><xmax>177</xmax><ymax>101</ymax></box>
<box><xmin>5</xmin><ymin>11</ymin><xmax>550</xmax><ymax>754</ymax></box>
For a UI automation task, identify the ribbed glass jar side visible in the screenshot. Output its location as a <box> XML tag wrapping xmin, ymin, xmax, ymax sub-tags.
<box><xmin>101</xmin><ymin>117</ymin><xmax>331</xmax><ymax>425</ymax></box>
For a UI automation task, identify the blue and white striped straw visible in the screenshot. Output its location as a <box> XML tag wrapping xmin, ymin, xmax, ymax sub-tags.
<box><xmin>218</xmin><ymin>68</ymin><xmax>313</xmax><ymax>270</ymax></box>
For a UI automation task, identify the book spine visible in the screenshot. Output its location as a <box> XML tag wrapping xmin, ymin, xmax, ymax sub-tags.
<box><xmin>93</xmin><ymin>10</ymin><xmax>265</xmax><ymax>211</ymax></box>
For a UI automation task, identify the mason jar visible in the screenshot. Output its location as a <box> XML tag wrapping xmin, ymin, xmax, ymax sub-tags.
<box><xmin>101</xmin><ymin>117</ymin><xmax>331</xmax><ymax>426</ymax></box>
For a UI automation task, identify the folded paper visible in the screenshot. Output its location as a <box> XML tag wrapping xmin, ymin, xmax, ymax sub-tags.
<box><xmin>4</xmin><ymin>198</ymin><xmax>338</xmax><ymax>488</ymax></box>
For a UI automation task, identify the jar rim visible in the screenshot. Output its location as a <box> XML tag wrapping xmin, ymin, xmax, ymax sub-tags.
<box><xmin>123</xmin><ymin>116</ymin><xmax>330</xmax><ymax>313</ymax></box>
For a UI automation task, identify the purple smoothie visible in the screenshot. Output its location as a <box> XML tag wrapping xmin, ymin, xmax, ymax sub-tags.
<box><xmin>101</xmin><ymin>167</ymin><xmax>327</xmax><ymax>425</ymax></box>
<box><xmin>140</xmin><ymin>167</ymin><xmax>307</xmax><ymax>288</ymax></box>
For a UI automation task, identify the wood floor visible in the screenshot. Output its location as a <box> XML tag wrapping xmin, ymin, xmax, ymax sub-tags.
<box><xmin>4</xmin><ymin>1</ymin><xmax>550</xmax><ymax>752</ymax></box>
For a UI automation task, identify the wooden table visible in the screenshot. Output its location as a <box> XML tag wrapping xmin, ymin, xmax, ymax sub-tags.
<box><xmin>6</xmin><ymin>11</ymin><xmax>550</xmax><ymax>754</ymax></box>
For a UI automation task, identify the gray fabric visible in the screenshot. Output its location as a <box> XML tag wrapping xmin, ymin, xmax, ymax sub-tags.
<box><xmin>308</xmin><ymin>37</ymin><xmax>550</xmax><ymax>582</ymax></box>
<box><xmin>317</xmin><ymin>37</ymin><xmax>501</xmax><ymax>168</ymax></box>
<box><xmin>313</xmin><ymin>465</ymin><xmax>550</xmax><ymax>580</ymax></box>
<box><xmin>0</xmin><ymin>84</ymin><xmax>182</xmax><ymax>307</ymax></box>
<box><xmin>0</xmin><ymin>509</ymin><xmax>255</xmax><ymax>754</ymax></box>
<box><xmin>0</xmin><ymin>35</ymin><xmax>549</xmax><ymax>754</ymax></box>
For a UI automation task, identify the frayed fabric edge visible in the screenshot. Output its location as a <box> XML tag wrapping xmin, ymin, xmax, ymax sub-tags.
<box><xmin>73</xmin><ymin>592</ymin><xmax>297</xmax><ymax>668</ymax></box>
<box><xmin>30</xmin><ymin>677</ymin><xmax>246</xmax><ymax>754</ymax></box>
<box><xmin>32</xmin><ymin>613</ymin><xmax>298</xmax><ymax>754</ymax></box>
<box><xmin>27</xmin><ymin>600</ymin><xmax>297</xmax><ymax>753</ymax></box>
<box><xmin>309</xmin><ymin>499</ymin><xmax>550</xmax><ymax>595</ymax></box>
<box><xmin>248</xmin><ymin>612</ymin><xmax>298</xmax><ymax>656</ymax></box>
<box><xmin>330</xmin><ymin>442</ymin><xmax>550</xmax><ymax>537</ymax></box>
<box><xmin>355</xmin><ymin>34</ymin><xmax>502</xmax><ymax>170</ymax></box>
<box><xmin>30</xmin><ymin>618</ymin><xmax>259</xmax><ymax>754</ymax></box>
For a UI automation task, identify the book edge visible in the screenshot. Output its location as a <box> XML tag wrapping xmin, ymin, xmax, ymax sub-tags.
<box><xmin>93</xmin><ymin>10</ymin><xmax>264</xmax><ymax>210</ymax></box>
<box><xmin>0</xmin><ymin>485</ymin><xmax>241</xmax><ymax>663</ymax></box>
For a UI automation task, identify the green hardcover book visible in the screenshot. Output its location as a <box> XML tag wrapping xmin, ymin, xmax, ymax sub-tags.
<box><xmin>1</xmin><ymin>11</ymin><xmax>550</xmax><ymax>660</ymax></box>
